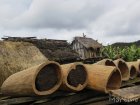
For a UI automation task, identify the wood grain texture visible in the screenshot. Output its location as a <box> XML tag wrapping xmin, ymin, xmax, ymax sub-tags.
<box><xmin>60</xmin><ymin>62</ymin><xmax>88</xmax><ymax>92</ymax></box>
<box><xmin>110</xmin><ymin>85</ymin><xmax>140</xmax><ymax>101</ymax></box>
<box><xmin>85</xmin><ymin>64</ymin><xmax>122</xmax><ymax>93</ymax></box>
<box><xmin>1</xmin><ymin>61</ymin><xmax>62</xmax><ymax>96</ymax></box>
<box><xmin>114</xmin><ymin>59</ymin><xmax>130</xmax><ymax>81</ymax></box>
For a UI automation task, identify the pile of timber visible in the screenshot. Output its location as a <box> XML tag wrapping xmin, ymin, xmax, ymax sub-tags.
<box><xmin>1</xmin><ymin>59</ymin><xmax>127</xmax><ymax>96</ymax></box>
<box><xmin>0</xmin><ymin>41</ymin><xmax>140</xmax><ymax>104</ymax></box>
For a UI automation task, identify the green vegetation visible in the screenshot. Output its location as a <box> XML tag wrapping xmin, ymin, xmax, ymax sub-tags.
<box><xmin>101</xmin><ymin>45</ymin><xmax>140</xmax><ymax>61</ymax></box>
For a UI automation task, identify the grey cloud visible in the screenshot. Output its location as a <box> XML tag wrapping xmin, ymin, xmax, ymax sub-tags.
<box><xmin>90</xmin><ymin>0</ymin><xmax>140</xmax><ymax>36</ymax></box>
<box><xmin>0</xmin><ymin>0</ymin><xmax>140</xmax><ymax>44</ymax></box>
<box><xmin>0</xmin><ymin>0</ymin><xmax>32</xmax><ymax>29</ymax></box>
<box><xmin>10</xmin><ymin>0</ymin><xmax>140</xmax><ymax>37</ymax></box>
<box><xmin>11</xmin><ymin>0</ymin><xmax>112</xmax><ymax>29</ymax></box>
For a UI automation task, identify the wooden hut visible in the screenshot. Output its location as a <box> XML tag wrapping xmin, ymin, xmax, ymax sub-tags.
<box><xmin>71</xmin><ymin>36</ymin><xmax>102</xmax><ymax>60</ymax></box>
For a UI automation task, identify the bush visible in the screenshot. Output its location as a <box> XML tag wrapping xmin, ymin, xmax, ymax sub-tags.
<box><xmin>101</xmin><ymin>45</ymin><xmax>140</xmax><ymax>61</ymax></box>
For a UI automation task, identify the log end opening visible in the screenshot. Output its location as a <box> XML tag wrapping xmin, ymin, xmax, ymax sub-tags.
<box><xmin>130</xmin><ymin>66</ymin><xmax>137</xmax><ymax>79</ymax></box>
<box><xmin>118</xmin><ymin>61</ymin><xmax>129</xmax><ymax>80</ymax></box>
<box><xmin>105</xmin><ymin>60</ymin><xmax>116</xmax><ymax>66</ymax></box>
<box><xmin>139</xmin><ymin>63</ymin><xmax>140</xmax><ymax>73</ymax></box>
<box><xmin>106</xmin><ymin>69</ymin><xmax>121</xmax><ymax>92</ymax></box>
<box><xmin>35</xmin><ymin>62</ymin><xmax>62</xmax><ymax>95</ymax></box>
<box><xmin>67</xmin><ymin>65</ymin><xmax>87</xmax><ymax>91</ymax></box>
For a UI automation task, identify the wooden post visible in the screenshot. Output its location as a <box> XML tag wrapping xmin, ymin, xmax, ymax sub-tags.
<box><xmin>60</xmin><ymin>62</ymin><xmax>88</xmax><ymax>92</ymax></box>
<box><xmin>85</xmin><ymin>64</ymin><xmax>122</xmax><ymax>93</ymax></box>
<box><xmin>1</xmin><ymin>61</ymin><xmax>62</xmax><ymax>96</ymax></box>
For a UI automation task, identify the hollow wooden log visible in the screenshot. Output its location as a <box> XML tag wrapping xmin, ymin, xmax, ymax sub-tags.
<box><xmin>137</xmin><ymin>59</ymin><xmax>140</xmax><ymax>71</ymax></box>
<box><xmin>95</xmin><ymin>59</ymin><xmax>116</xmax><ymax>66</ymax></box>
<box><xmin>127</xmin><ymin>61</ymin><xmax>140</xmax><ymax>76</ymax></box>
<box><xmin>85</xmin><ymin>64</ymin><xmax>122</xmax><ymax>93</ymax></box>
<box><xmin>126</xmin><ymin>62</ymin><xmax>138</xmax><ymax>79</ymax></box>
<box><xmin>113</xmin><ymin>59</ymin><xmax>130</xmax><ymax>81</ymax></box>
<box><xmin>1</xmin><ymin>61</ymin><xmax>62</xmax><ymax>96</ymax></box>
<box><xmin>60</xmin><ymin>62</ymin><xmax>88</xmax><ymax>92</ymax></box>
<box><xmin>96</xmin><ymin>59</ymin><xmax>129</xmax><ymax>81</ymax></box>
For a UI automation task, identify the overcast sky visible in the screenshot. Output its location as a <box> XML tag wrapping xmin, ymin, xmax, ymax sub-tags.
<box><xmin>0</xmin><ymin>0</ymin><xmax>140</xmax><ymax>45</ymax></box>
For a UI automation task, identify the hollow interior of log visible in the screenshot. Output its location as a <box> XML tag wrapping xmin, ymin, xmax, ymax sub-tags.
<box><xmin>67</xmin><ymin>65</ymin><xmax>87</xmax><ymax>87</ymax></box>
<box><xmin>35</xmin><ymin>64</ymin><xmax>59</xmax><ymax>91</ymax></box>
<box><xmin>139</xmin><ymin>64</ymin><xmax>140</xmax><ymax>71</ymax></box>
<box><xmin>118</xmin><ymin>61</ymin><xmax>129</xmax><ymax>78</ymax></box>
<box><xmin>130</xmin><ymin>66</ymin><xmax>137</xmax><ymax>78</ymax></box>
<box><xmin>105</xmin><ymin>60</ymin><xmax>116</xmax><ymax>66</ymax></box>
<box><xmin>106</xmin><ymin>69</ymin><xmax>121</xmax><ymax>90</ymax></box>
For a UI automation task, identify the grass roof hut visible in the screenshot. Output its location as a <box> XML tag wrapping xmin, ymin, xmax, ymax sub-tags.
<box><xmin>71</xmin><ymin>36</ymin><xmax>102</xmax><ymax>60</ymax></box>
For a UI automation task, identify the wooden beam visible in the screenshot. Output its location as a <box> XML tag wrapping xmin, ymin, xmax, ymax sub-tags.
<box><xmin>121</xmin><ymin>77</ymin><xmax>140</xmax><ymax>87</ymax></box>
<box><xmin>74</xmin><ymin>95</ymin><xmax>108</xmax><ymax>105</ymax></box>
<box><xmin>110</xmin><ymin>85</ymin><xmax>140</xmax><ymax>102</ymax></box>
<box><xmin>34</xmin><ymin>90</ymin><xmax>104</xmax><ymax>105</ymax></box>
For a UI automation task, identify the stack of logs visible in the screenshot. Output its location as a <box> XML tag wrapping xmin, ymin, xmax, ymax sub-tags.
<box><xmin>1</xmin><ymin>59</ymin><xmax>140</xmax><ymax>96</ymax></box>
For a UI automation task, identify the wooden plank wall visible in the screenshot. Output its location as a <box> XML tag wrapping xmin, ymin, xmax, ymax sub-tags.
<box><xmin>72</xmin><ymin>41</ymin><xmax>97</xmax><ymax>59</ymax></box>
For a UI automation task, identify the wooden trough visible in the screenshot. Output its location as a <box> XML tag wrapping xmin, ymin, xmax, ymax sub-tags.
<box><xmin>60</xmin><ymin>62</ymin><xmax>88</xmax><ymax>92</ymax></box>
<box><xmin>1</xmin><ymin>61</ymin><xmax>62</xmax><ymax>96</ymax></box>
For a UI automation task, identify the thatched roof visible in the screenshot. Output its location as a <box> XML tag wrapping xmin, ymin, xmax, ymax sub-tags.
<box><xmin>72</xmin><ymin>37</ymin><xmax>102</xmax><ymax>49</ymax></box>
<box><xmin>0</xmin><ymin>41</ymin><xmax>47</xmax><ymax>86</ymax></box>
<box><xmin>2</xmin><ymin>37</ymin><xmax>80</xmax><ymax>63</ymax></box>
<box><xmin>32</xmin><ymin>39</ymin><xmax>80</xmax><ymax>62</ymax></box>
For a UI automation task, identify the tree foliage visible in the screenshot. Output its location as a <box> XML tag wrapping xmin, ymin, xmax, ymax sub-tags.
<box><xmin>101</xmin><ymin>45</ymin><xmax>140</xmax><ymax>61</ymax></box>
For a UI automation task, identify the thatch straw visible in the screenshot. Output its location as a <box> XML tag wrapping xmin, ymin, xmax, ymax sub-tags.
<box><xmin>4</xmin><ymin>38</ymin><xmax>80</xmax><ymax>63</ymax></box>
<box><xmin>0</xmin><ymin>41</ymin><xmax>48</xmax><ymax>87</ymax></box>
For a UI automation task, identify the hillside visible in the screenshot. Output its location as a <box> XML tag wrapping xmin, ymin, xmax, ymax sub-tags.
<box><xmin>112</xmin><ymin>40</ymin><xmax>140</xmax><ymax>47</ymax></box>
